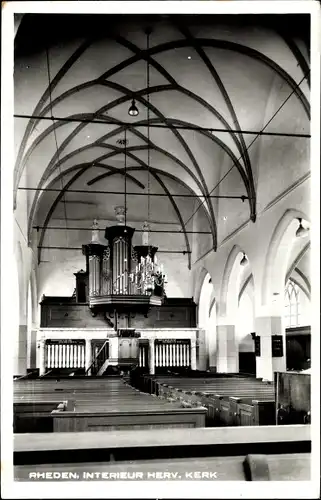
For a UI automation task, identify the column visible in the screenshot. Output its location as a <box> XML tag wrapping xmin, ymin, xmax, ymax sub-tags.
<box><xmin>208</xmin><ymin>327</ymin><xmax>217</xmax><ymax>371</ymax></box>
<box><xmin>255</xmin><ymin>316</ymin><xmax>286</xmax><ymax>381</ymax></box>
<box><xmin>14</xmin><ymin>324</ymin><xmax>28</xmax><ymax>376</ymax></box>
<box><xmin>190</xmin><ymin>339</ymin><xmax>197</xmax><ymax>371</ymax></box>
<box><xmin>38</xmin><ymin>339</ymin><xmax>46</xmax><ymax>376</ymax></box>
<box><xmin>216</xmin><ymin>324</ymin><xmax>238</xmax><ymax>373</ymax></box>
<box><xmin>30</xmin><ymin>330</ymin><xmax>37</xmax><ymax>368</ymax></box>
<box><xmin>85</xmin><ymin>339</ymin><xmax>92</xmax><ymax>375</ymax></box>
<box><xmin>197</xmin><ymin>329</ymin><xmax>207</xmax><ymax>371</ymax></box>
<box><xmin>149</xmin><ymin>339</ymin><xmax>155</xmax><ymax>375</ymax></box>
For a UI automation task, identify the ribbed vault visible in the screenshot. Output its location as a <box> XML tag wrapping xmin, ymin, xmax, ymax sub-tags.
<box><xmin>14</xmin><ymin>14</ymin><xmax>310</xmax><ymax>265</ymax></box>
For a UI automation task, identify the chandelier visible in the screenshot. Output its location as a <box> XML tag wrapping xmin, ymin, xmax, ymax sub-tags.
<box><xmin>131</xmin><ymin>250</ymin><xmax>167</xmax><ymax>296</ymax></box>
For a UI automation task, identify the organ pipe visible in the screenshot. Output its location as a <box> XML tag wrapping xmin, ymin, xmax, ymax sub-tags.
<box><xmin>81</xmin><ymin>214</ymin><xmax>166</xmax><ymax>315</ymax></box>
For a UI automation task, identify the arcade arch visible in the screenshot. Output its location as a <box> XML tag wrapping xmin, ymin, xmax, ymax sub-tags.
<box><xmin>261</xmin><ymin>209</ymin><xmax>310</xmax><ymax>310</ymax></box>
<box><xmin>216</xmin><ymin>245</ymin><xmax>254</xmax><ymax>373</ymax></box>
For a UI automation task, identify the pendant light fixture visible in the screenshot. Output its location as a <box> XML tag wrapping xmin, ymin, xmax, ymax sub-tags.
<box><xmin>128</xmin><ymin>98</ymin><xmax>139</xmax><ymax>117</ymax></box>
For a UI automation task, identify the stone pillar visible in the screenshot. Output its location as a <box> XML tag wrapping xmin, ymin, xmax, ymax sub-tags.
<box><xmin>15</xmin><ymin>324</ymin><xmax>28</xmax><ymax>376</ymax></box>
<box><xmin>255</xmin><ymin>316</ymin><xmax>286</xmax><ymax>381</ymax></box>
<box><xmin>38</xmin><ymin>339</ymin><xmax>46</xmax><ymax>376</ymax></box>
<box><xmin>197</xmin><ymin>329</ymin><xmax>207</xmax><ymax>371</ymax></box>
<box><xmin>208</xmin><ymin>327</ymin><xmax>217</xmax><ymax>371</ymax></box>
<box><xmin>149</xmin><ymin>339</ymin><xmax>155</xmax><ymax>375</ymax></box>
<box><xmin>30</xmin><ymin>330</ymin><xmax>38</xmax><ymax>368</ymax></box>
<box><xmin>190</xmin><ymin>339</ymin><xmax>197</xmax><ymax>371</ymax></box>
<box><xmin>216</xmin><ymin>324</ymin><xmax>238</xmax><ymax>373</ymax></box>
<box><xmin>85</xmin><ymin>339</ymin><xmax>92</xmax><ymax>374</ymax></box>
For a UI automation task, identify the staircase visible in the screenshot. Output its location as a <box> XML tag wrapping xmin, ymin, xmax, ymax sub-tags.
<box><xmin>97</xmin><ymin>359</ymin><xmax>110</xmax><ymax>376</ymax></box>
<box><xmin>86</xmin><ymin>340</ymin><xmax>109</xmax><ymax>376</ymax></box>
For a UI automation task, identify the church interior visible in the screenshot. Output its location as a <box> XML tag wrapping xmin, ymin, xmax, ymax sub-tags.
<box><xmin>7</xmin><ymin>9</ymin><xmax>316</xmax><ymax>485</ymax></box>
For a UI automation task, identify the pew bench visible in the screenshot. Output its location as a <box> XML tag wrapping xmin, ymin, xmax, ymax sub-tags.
<box><xmin>13</xmin><ymin>400</ymin><xmax>73</xmax><ymax>433</ymax></box>
<box><xmin>133</xmin><ymin>374</ymin><xmax>276</xmax><ymax>427</ymax></box>
<box><xmin>14</xmin><ymin>378</ymin><xmax>207</xmax><ymax>432</ymax></box>
<box><xmin>14</xmin><ymin>425</ymin><xmax>311</xmax><ymax>481</ymax></box>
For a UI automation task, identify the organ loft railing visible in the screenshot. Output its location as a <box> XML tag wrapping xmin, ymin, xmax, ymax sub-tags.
<box><xmin>81</xmin><ymin>211</ymin><xmax>167</xmax><ymax>324</ymax></box>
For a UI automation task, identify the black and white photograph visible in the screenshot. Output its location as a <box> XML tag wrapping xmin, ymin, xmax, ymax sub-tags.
<box><xmin>1</xmin><ymin>1</ymin><xmax>320</xmax><ymax>498</ymax></box>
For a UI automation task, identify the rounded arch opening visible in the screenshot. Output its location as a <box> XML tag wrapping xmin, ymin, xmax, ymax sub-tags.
<box><xmin>219</xmin><ymin>245</ymin><xmax>255</xmax><ymax>374</ymax></box>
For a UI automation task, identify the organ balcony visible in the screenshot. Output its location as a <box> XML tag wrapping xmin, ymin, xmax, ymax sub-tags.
<box><xmin>81</xmin><ymin>218</ymin><xmax>166</xmax><ymax>317</ymax></box>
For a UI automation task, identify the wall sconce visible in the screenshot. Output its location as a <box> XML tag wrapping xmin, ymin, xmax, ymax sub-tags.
<box><xmin>240</xmin><ymin>253</ymin><xmax>248</xmax><ymax>267</ymax></box>
<box><xmin>295</xmin><ymin>218</ymin><xmax>309</xmax><ymax>238</ymax></box>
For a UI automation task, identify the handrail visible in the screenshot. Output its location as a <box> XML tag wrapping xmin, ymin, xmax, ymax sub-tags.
<box><xmin>13</xmin><ymin>372</ymin><xmax>34</xmax><ymax>381</ymax></box>
<box><xmin>85</xmin><ymin>340</ymin><xmax>109</xmax><ymax>375</ymax></box>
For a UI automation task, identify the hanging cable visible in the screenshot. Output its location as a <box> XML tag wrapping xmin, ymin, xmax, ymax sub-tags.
<box><xmin>45</xmin><ymin>44</ymin><xmax>69</xmax><ymax>248</ymax></box>
<box><xmin>124</xmin><ymin>128</ymin><xmax>127</xmax><ymax>228</ymax></box>
<box><xmin>146</xmin><ymin>28</ymin><xmax>151</xmax><ymax>229</ymax></box>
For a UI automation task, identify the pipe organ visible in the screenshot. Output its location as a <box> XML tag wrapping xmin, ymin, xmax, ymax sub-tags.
<box><xmin>82</xmin><ymin>216</ymin><xmax>166</xmax><ymax>317</ymax></box>
<box><xmin>37</xmin><ymin>213</ymin><xmax>203</xmax><ymax>376</ymax></box>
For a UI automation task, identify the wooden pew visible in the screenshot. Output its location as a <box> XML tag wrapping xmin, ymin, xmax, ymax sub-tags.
<box><xmin>14</xmin><ymin>378</ymin><xmax>207</xmax><ymax>432</ymax></box>
<box><xmin>14</xmin><ymin>401</ymin><xmax>64</xmax><ymax>433</ymax></box>
<box><xmin>14</xmin><ymin>425</ymin><xmax>311</xmax><ymax>481</ymax></box>
<box><xmin>137</xmin><ymin>374</ymin><xmax>275</xmax><ymax>427</ymax></box>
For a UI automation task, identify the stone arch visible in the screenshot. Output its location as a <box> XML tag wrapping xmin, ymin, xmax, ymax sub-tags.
<box><xmin>217</xmin><ymin>245</ymin><xmax>254</xmax><ymax>374</ymax></box>
<box><xmin>194</xmin><ymin>266</ymin><xmax>212</xmax><ymax>306</ymax></box>
<box><xmin>220</xmin><ymin>244</ymin><xmax>252</xmax><ymax>320</ymax></box>
<box><xmin>238</xmin><ymin>274</ymin><xmax>254</xmax><ymax>304</ymax></box>
<box><xmin>236</xmin><ymin>275</ymin><xmax>255</xmax><ymax>362</ymax></box>
<box><xmin>261</xmin><ymin>208</ymin><xmax>310</xmax><ymax>307</ymax></box>
<box><xmin>198</xmin><ymin>272</ymin><xmax>213</xmax><ymax>329</ymax></box>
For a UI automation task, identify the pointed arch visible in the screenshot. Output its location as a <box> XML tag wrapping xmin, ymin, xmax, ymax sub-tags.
<box><xmin>261</xmin><ymin>208</ymin><xmax>310</xmax><ymax>306</ymax></box>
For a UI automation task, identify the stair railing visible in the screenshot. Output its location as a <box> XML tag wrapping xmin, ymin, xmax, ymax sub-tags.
<box><xmin>85</xmin><ymin>340</ymin><xmax>109</xmax><ymax>376</ymax></box>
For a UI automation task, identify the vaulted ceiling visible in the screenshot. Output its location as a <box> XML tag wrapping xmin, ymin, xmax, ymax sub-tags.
<box><xmin>14</xmin><ymin>14</ymin><xmax>310</xmax><ymax>265</ymax></box>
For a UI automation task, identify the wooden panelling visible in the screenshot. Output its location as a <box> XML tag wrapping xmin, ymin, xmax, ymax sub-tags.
<box><xmin>52</xmin><ymin>408</ymin><xmax>206</xmax><ymax>432</ymax></box>
<box><xmin>134</xmin><ymin>374</ymin><xmax>277</xmax><ymax>427</ymax></box>
<box><xmin>275</xmin><ymin>372</ymin><xmax>311</xmax><ymax>424</ymax></box>
<box><xmin>41</xmin><ymin>304</ymin><xmax>109</xmax><ymax>328</ymax></box>
<box><xmin>14</xmin><ymin>378</ymin><xmax>206</xmax><ymax>433</ymax></box>
<box><xmin>239</xmin><ymin>403</ymin><xmax>255</xmax><ymax>426</ymax></box>
<box><xmin>41</xmin><ymin>298</ymin><xmax>197</xmax><ymax>328</ymax></box>
<box><xmin>239</xmin><ymin>352</ymin><xmax>256</xmax><ymax>375</ymax></box>
<box><xmin>14</xmin><ymin>401</ymin><xmax>63</xmax><ymax>433</ymax></box>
